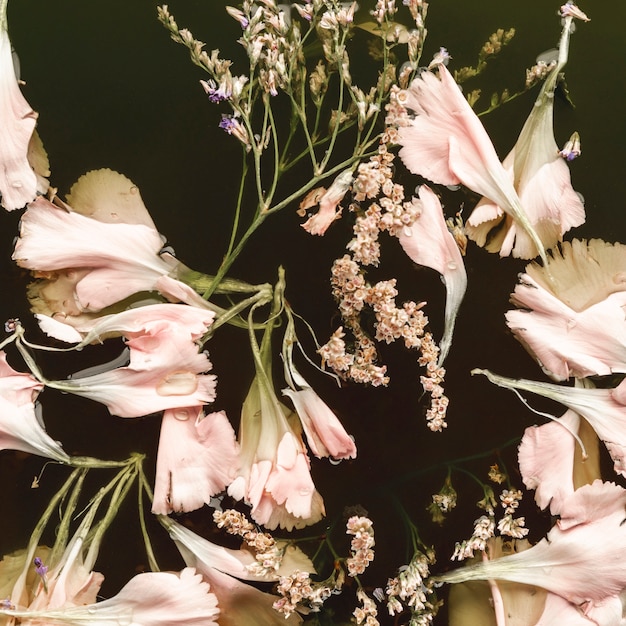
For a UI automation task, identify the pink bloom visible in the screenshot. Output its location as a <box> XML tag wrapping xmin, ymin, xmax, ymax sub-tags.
<box><xmin>506</xmin><ymin>239</ymin><xmax>626</xmax><ymax>381</ymax></box>
<box><xmin>52</xmin><ymin>340</ymin><xmax>216</xmax><ymax>418</ymax></box>
<box><xmin>518</xmin><ymin>408</ymin><xmax>601</xmax><ymax>515</ymax></box>
<box><xmin>36</xmin><ymin>302</ymin><xmax>214</xmax><ymax>347</ymax></box>
<box><xmin>474</xmin><ymin>368</ymin><xmax>626</xmax><ymax>479</ymax></box>
<box><xmin>397</xmin><ymin>185</ymin><xmax>466</xmax><ymax>363</ymax></box>
<box><xmin>282</xmin><ymin>385</ymin><xmax>356</xmax><ymax>460</ymax></box>
<box><xmin>300</xmin><ymin>169</ymin><xmax>353</xmax><ymax>236</ymax></box>
<box><xmin>164</xmin><ymin>519</ymin><xmax>311</xmax><ymax>625</ymax></box>
<box><xmin>152</xmin><ymin>407</ymin><xmax>240</xmax><ymax>514</ymax></box>
<box><xmin>13</xmin><ymin>174</ymin><xmax>207</xmax><ymax>318</ymax></box>
<box><xmin>228</xmin><ymin>374</ymin><xmax>325</xmax><ymax>530</ymax></box>
<box><xmin>534</xmin><ymin>593</ymin><xmax>597</xmax><ymax>625</ymax></box>
<box><xmin>5</xmin><ymin>568</ymin><xmax>220</xmax><ymax>625</ymax></box>
<box><xmin>0</xmin><ymin>15</ymin><xmax>38</xmax><ymax>211</ymax></box>
<box><xmin>439</xmin><ymin>481</ymin><xmax>626</xmax><ymax>611</ymax></box>
<box><xmin>396</xmin><ymin>63</ymin><xmax>549</xmax><ymax>263</ymax></box>
<box><xmin>466</xmin><ymin>21</ymin><xmax>584</xmax><ymax>260</ymax></box>
<box><xmin>0</xmin><ymin>351</ymin><xmax>69</xmax><ymax>462</ymax></box>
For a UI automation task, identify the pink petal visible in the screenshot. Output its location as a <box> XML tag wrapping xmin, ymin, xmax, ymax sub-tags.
<box><xmin>397</xmin><ymin>185</ymin><xmax>466</xmax><ymax>362</ymax></box>
<box><xmin>282</xmin><ymin>386</ymin><xmax>356</xmax><ymax>460</ymax></box>
<box><xmin>152</xmin><ymin>408</ymin><xmax>239</xmax><ymax>514</ymax></box>
<box><xmin>0</xmin><ymin>29</ymin><xmax>38</xmax><ymax>211</ymax></box>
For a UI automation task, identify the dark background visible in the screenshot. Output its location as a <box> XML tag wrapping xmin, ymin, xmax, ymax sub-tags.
<box><xmin>1</xmin><ymin>1</ymin><xmax>621</xmax><ymax>623</ymax></box>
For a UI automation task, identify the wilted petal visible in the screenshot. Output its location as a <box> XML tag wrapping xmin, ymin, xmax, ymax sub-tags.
<box><xmin>301</xmin><ymin>169</ymin><xmax>352</xmax><ymax>236</ymax></box>
<box><xmin>65</xmin><ymin>168</ymin><xmax>158</xmax><ymax>229</ymax></box>
<box><xmin>152</xmin><ymin>408</ymin><xmax>239</xmax><ymax>514</ymax></box>
<box><xmin>397</xmin><ymin>185</ymin><xmax>466</xmax><ymax>363</ymax></box>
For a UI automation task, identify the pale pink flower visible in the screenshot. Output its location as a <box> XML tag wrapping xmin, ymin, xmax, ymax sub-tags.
<box><xmin>282</xmin><ymin>385</ymin><xmax>356</xmax><ymax>460</ymax></box>
<box><xmin>506</xmin><ymin>239</ymin><xmax>626</xmax><ymax>381</ymax></box>
<box><xmin>300</xmin><ymin>169</ymin><xmax>353</xmax><ymax>235</ymax></box>
<box><xmin>0</xmin><ymin>14</ymin><xmax>38</xmax><ymax>211</ymax></box>
<box><xmin>534</xmin><ymin>593</ymin><xmax>596</xmax><ymax>625</ymax></box>
<box><xmin>0</xmin><ymin>351</ymin><xmax>69</xmax><ymax>463</ymax></box>
<box><xmin>36</xmin><ymin>302</ymin><xmax>214</xmax><ymax>346</ymax></box>
<box><xmin>228</xmin><ymin>374</ymin><xmax>325</xmax><ymax>530</ymax></box>
<box><xmin>518</xmin><ymin>408</ymin><xmax>601</xmax><ymax>516</ymax></box>
<box><xmin>396</xmin><ymin>63</ymin><xmax>549</xmax><ymax>264</ymax></box>
<box><xmin>474</xmin><ymin>368</ymin><xmax>626</xmax><ymax>479</ymax></box>
<box><xmin>152</xmin><ymin>407</ymin><xmax>240</xmax><ymax>514</ymax></box>
<box><xmin>4</xmin><ymin>567</ymin><xmax>220</xmax><ymax>625</ymax></box>
<box><xmin>14</xmin><ymin>175</ymin><xmax>206</xmax><ymax>318</ymax></box>
<box><xmin>397</xmin><ymin>185</ymin><xmax>466</xmax><ymax>363</ymax></box>
<box><xmin>282</xmin><ymin>329</ymin><xmax>356</xmax><ymax>460</ymax></box>
<box><xmin>439</xmin><ymin>481</ymin><xmax>626</xmax><ymax>612</ymax></box>
<box><xmin>466</xmin><ymin>18</ymin><xmax>584</xmax><ymax>259</ymax></box>
<box><xmin>163</xmin><ymin>517</ymin><xmax>311</xmax><ymax>625</ymax></box>
<box><xmin>51</xmin><ymin>339</ymin><xmax>216</xmax><ymax>418</ymax></box>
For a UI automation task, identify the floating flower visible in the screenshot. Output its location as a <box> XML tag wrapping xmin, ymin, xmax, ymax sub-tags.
<box><xmin>228</xmin><ymin>373</ymin><xmax>325</xmax><ymax>530</ymax></box>
<box><xmin>152</xmin><ymin>407</ymin><xmax>240</xmax><ymax>514</ymax></box>
<box><xmin>439</xmin><ymin>481</ymin><xmax>626</xmax><ymax>613</ymax></box>
<box><xmin>0</xmin><ymin>6</ymin><xmax>39</xmax><ymax>211</ymax></box>
<box><xmin>397</xmin><ymin>185</ymin><xmax>467</xmax><ymax>364</ymax></box>
<box><xmin>473</xmin><ymin>368</ymin><xmax>626</xmax><ymax>479</ymax></box>
<box><xmin>162</xmin><ymin>517</ymin><xmax>311</xmax><ymax>625</ymax></box>
<box><xmin>2</xmin><ymin>567</ymin><xmax>220</xmax><ymax>625</ymax></box>
<box><xmin>518</xmin><ymin>407</ymin><xmax>601</xmax><ymax>515</ymax></box>
<box><xmin>396</xmin><ymin>62</ymin><xmax>549</xmax><ymax>264</ymax></box>
<box><xmin>505</xmin><ymin>239</ymin><xmax>626</xmax><ymax>381</ymax></box>
<box><xmin>282</xmin><ymin>312</ymin><xmax>356</xmax><ymax>460</ymax></box>
<box><xmin>0</xmin><ymin>351</ymin><xmax>69</xmax><ymax>463</ymax></box>
<box><xmin>466</xmin><ymin>16</ymin><xmax>585</xmax><ymax>259</ymax></box>
<box><xmin>50</xmin><ymin>340</ymin><xmax>216</xmax><ymax>418</ymax></box>
<box><xmin>13</xmin><ymin>172</ymin><xmax>206</xmax><ymax>319</ymax></box>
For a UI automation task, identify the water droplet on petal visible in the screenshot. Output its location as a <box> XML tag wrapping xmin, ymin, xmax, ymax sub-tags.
<box><xmin>329</xmin><ymin>457</ymin><xmax>342</xmax><ymax>466</ymax></box>
<box><xmin>447</xmin><ymin>261</ymin><xmax>457</xmax><ymax>270</ymax></box>
<box><xmin>403</xmin><ymin>225</ymin><xmax>413</xmax><ymax>237</ymax></box>
<box><xmin>156</xmin><ymin>371</ymin><xmax>198</xmax><ymax>396</ymax></box>
<box><xmin>173</xmin><ymin>408</ymin><xmax>191</xmax><ymax>421</ymax></box>
<box><xmin>445</xmin><ymin>184</ymin><xmax>461</xmax><ymax>191</ymax></box>
<box><xmin>576</xmin><ymin>191</ymin><xmax>585</xmax><ymax>206</ymax></box>
<box><xmin>11</xmin><ymin>180</ymin><xmax>23</xmax><ymax>188</ymax></box>
<box><xmin>298</xmin><ymin>487</ymin><xmax>312</xmax><ymax>497</ymax></box>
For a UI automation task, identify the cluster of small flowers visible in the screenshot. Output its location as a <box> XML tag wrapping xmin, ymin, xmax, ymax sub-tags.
<box><xmin>479</xmin><ymin>28</ymin><xmax>515</xmax><ymax>61</ymax></box>
<box><xmin>372</xmin><ymin>0</ymin><xmax>398</xmax><ymax>25</ymax></box>
<box><xmin>273</xmin><ymin>570</ymin><xmax>334</xmax><ymax>618</ymax></box>
<box><xmin>346</xmin><ymin>515</ymin><xmax>375</xmax><ymax>576</ymax></box>
<box><xmin>488</xmin><ymin>463</ymin><xmax>507</xmax><ymax>484</ymax></box>
<box><xmin>451</xmin><ymin>514</ymin><xmax>496</xmax><ymax>561</ymax></box>
<box><xmin>318</xmin><ymin>326</ymin><xmax>390</xmax><ymax>387</ymax></box>
<box><xmin>213</xmin><ymin>509</ymin><xmax>285</xmax><ymax>576</ymax></box>
<box><xmin>427</xmin><ymin>475</ymin><xmax>457</xmax><ymax>524</ymax></box>
<box><xmin>419</xmin><ymin>334</ymin><xmax>448</xmax><ymax>431</ymax></box>
<box><xmin>386</xmin><ymin>551</ymin><xmax>439</xmax><ymax>624</ymax></box>
<box><xmin>226</xmin><ymin>0</ymin><xmax>300</xmax><ymax>97</ymax></box>
<box><xmin>497</xmin><ymin>487</ymin><xmax>529</xmax><ymax>539</ymax></box>
<box><xmin>525</xmin><ymin>59</ymin><xmax>557</xmax><ymax>89</ymax></box>
<box><xmin>354</xmin><ymin>588</ymin><xmax>381</xmax><ymax>625</ymax></box>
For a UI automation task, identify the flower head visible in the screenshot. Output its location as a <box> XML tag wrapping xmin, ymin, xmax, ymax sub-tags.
<box><xmin>505</xmin><ymin>239</ymin><xmax>626</xmax><ymax>381</ymax></box>
<box><xmin>396</xmin><ymin>63</ymin><xmax>550</xmax><ymax>263</ymax></box>
<box><xmin>0</xmin><ymin>351</ymin><xmax>69</xmax><ymax>463</ymax></box>
<box><xmin>0</xmin><ymin>10</ymin><xmax>40</xmax><ymax>211</ymax></box>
